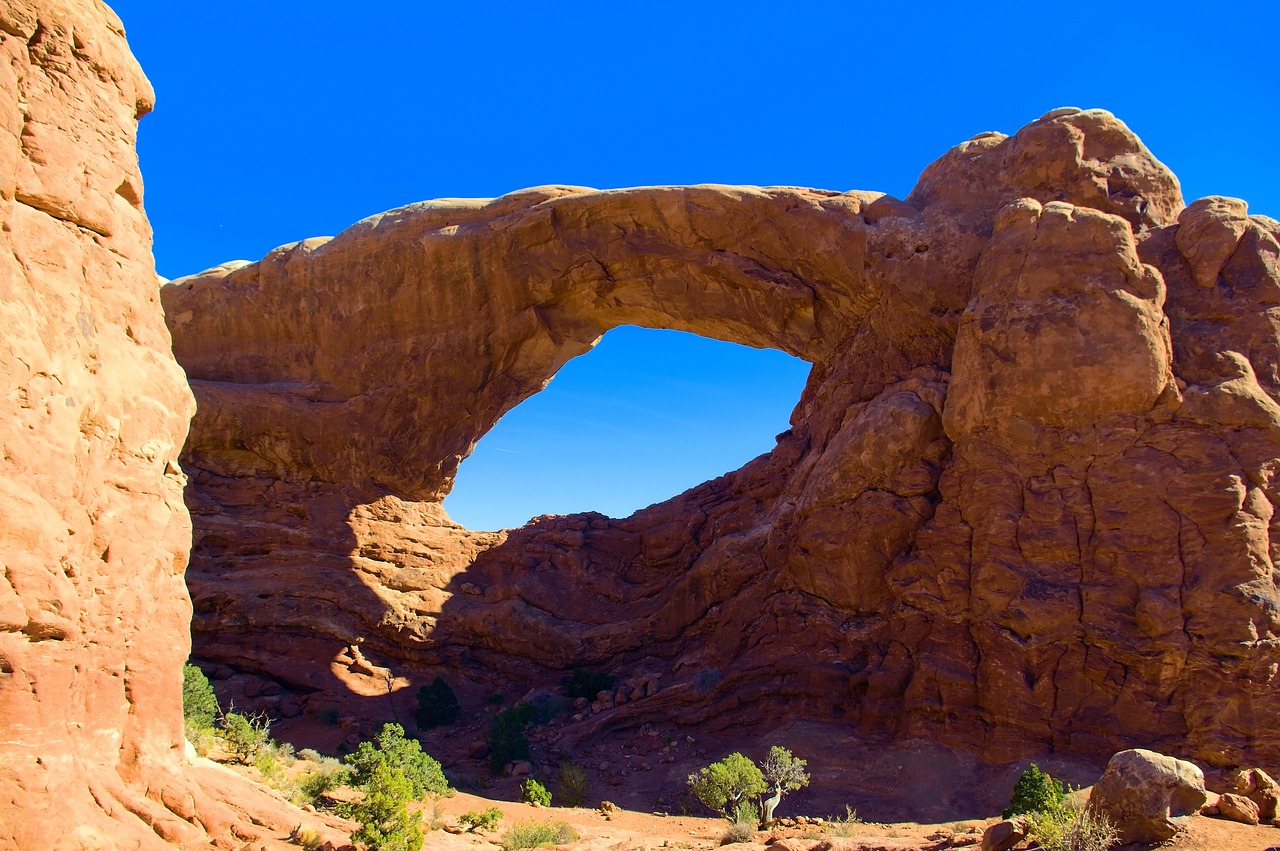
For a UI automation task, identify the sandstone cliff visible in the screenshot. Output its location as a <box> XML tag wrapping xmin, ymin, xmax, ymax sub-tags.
<box><xmin>0</xmin><ymin>2</ymin><xmax>341</xmax><ymax>847</ymax></box>
<box><xmin>164</xmin><ymin>106</ymin><xmax>1280</xmax><ymax>780</ymax></box>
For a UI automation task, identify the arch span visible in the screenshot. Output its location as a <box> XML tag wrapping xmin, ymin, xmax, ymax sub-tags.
<box><xmin>444</xmin><ymin>325</ymin><xmax>812</xmax><ymax>530</ymax></box>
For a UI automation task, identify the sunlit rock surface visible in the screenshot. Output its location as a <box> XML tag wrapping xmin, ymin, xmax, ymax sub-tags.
<box><xmin>0</xmin><ymin>2</ymin><xmax>347</xmax><ymax>846</ymax></box>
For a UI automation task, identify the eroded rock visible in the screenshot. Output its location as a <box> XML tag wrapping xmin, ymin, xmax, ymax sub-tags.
<box><xmin>0</xmin><ymin>1</ymin><xmax>345</xmax><ymax>846</ymax></box>
<box><xmin>1087</xmin><ymin>749</ymin><xmax>1208</xmax><ymax>843</ymax></box>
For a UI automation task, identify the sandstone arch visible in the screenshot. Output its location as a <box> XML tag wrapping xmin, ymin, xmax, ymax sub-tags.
<box><xmin>165</xmin><ymin>107</ymin><xmax>1280</xmax><ymax>783</ymax></box>
<box><xmin>7</xmin><ymin>0</ymin><xmax>1276</xmax><ymax>842</ymax></box>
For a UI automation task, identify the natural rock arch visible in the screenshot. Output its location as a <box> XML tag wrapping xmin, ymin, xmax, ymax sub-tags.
<box><xmin>164</xmin><ymin>107</ymin><xmax>1280</xmax><ymax>781</ymax></box>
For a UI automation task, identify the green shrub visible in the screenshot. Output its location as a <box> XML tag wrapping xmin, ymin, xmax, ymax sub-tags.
<box><xmin>566</xmin><ymin>668</ymin><xmax>615</xmax><ymax>700</ymax></box>
<box><xmin>557</xmin><ymin>762</ymin><xmax>588</xmax><ymax>807</ymax></box>
<box><xmin>294</xmin><ymin>761</ymin><xmax>353</xmax><ymax>806</ymax></box>
<box><xmin>182</xmin><ymin>663</ymin><xmax>220</xmax><ymax>729</ymax></box>
<box><xmin>1027</xmin><ymin>798</ymin><xmax>1119</xmax><ymax>851</ymax></box>
<box><xmin>458</xmin><ymin>806</ymin><xmax>504</xmax><ymax>832</ymax></box>
<box><xmin>499</xmin><ymin>820</ymin><xmax>578</xmax><ymax>851</ymax></box>
<box><xmin>220</xmin><ymin>711</ymin><xmax>272</xmax><ymax>765</ymax></box>
<box><xmin>732</xmin><ymin>799</ymin><xmax>760</xmax><ymax>826</ymax></box>
<box><xmin>344</xmin><ymin>761</ymin><xmax>423</xmax><ymax>851</ymax></box>
<box><xmin>345</xmin><ymin>723</ymin><xmax>449</xmax><ymax>800</ymax></box>
<box><xmin>415</xmin><ymin>676</ymin><xmax>460</xmax><ymax>729</ymax></box>
<box><xmin>1003</xmin><ymin>763</ymin><xmax>1066</xmax><ymax>819</ymax></box>
<box><xmin>687</xmin><ymin>753</ymin><xmax>768</xmax><ymax>820</ymax></box>
<box><xmin>488</xmin><ymin>703</ymin><xmax>535</xmax><ymax>774</ymax></box>
<box><xmin>521</xmin><ymin>778</ymin><xmax>552</xmax><ymax>806</ymax></box>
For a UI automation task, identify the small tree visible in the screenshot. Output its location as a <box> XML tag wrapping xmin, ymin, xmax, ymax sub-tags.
<box><xmin>220</xmin><ymin>710</ymin><xmax>272</xmax><ymax>765</ymax></box>
<box><xmin>1003</xmin><ymin>763</ymin><xmax>1066</xmax><ymax>819</ymax></box>
<box><xmin>346</xmin><ymin>723</ymin><xmax>449</xmax><ymax>800</ymax></box>
<box><xmin>415</xmin><ymin>676</ymin><xmax>460</xmax><ymax>729</ymax></box>
<box><xmin>687</xmin><ymin>752</ymin><xmax>767</xmax><ymax>820</ymax></box>
<box><xmin>182</xmin><ymin>663</ymin><xmax>220</xmax><ymax>730</ymax></box>
<box><xmin>347</xmin><ymin>761</ymin><xmax>423</xmax><ymax>851</ymax></box>
<box><xmin>761</xmin><ymin>745</ymin><xmax>810</xmax><ymax>822</ymax></box>
<box><xmin>521</xmin><ymin>778</ymin><xmax>552</xmax><ymax>806</ymax></box>
<box><xmin>488</xmin><ymin>702</ymin><xmax>536</xmax><ymax>774</ymax></box>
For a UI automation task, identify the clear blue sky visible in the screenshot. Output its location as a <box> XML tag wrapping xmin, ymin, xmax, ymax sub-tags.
<box><xmin>112</xmin><ymin>1</ymin><xmax>1279</xmax><ymax>530</ymax></box>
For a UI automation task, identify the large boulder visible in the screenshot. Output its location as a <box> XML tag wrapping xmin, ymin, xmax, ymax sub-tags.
<box><xmin>1087</xmin><ymin>749</ymin><xmax>1208</xmax><ymax>843</ymax></box>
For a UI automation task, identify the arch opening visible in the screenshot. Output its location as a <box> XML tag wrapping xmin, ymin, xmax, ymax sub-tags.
<box><xmin>443</xmin><ymin>325</ymin><xmax>811</xmax><ymax>530</ymax></box>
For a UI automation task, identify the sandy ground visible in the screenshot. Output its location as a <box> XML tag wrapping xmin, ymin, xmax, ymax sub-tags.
<box><xmin>398</xmin><ymin>789</ymin><xmax>1280</xmax><ymax>851</ymax></box>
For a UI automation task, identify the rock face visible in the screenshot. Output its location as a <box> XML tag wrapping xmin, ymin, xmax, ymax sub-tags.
<box><xmin>1087</xmin><ymin>749</ymin><xmax>1208</xmax><ymax>843</ymax></box>
<box><xmin>0</xmin><ymin>2</ymin><xmax>340</xmax><ymax>847</ymax></box>
<box><xmin>165</xmin><ymin>109</ymin><xmax>1280</xmax><ymax>776</ymax></box>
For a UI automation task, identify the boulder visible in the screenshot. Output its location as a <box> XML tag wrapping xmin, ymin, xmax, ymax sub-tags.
<box><xmin>1233</xmin><ymin>767</ymin><xmax>1280</xmax><ymax>820</ymax></box>
<box><xmin>1216</xmin><ymin>793</ymin><xmax>1261</xmax><ymax>825</ymax></box>
<box><xmin>1087</xmin><ymin>749</ymin><xmax>1208</xmax><ymax>843</ymax></box>
<box><xmin>980</xmin><ymin>818</ymin><xmax>1027</xmax><ymax>851</ymax></box>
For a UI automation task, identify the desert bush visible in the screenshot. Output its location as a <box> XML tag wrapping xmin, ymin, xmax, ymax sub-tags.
<box><xmin>344</xmin><ymin>761</ymin><xmax>423</xmax><ymax>851</ymax></box>
<box><xmin>499</xmin><ymin>819</ymin><xmax>578</xmax><ymax>851</ymax></box>
<box><xmin>182</xmin><ymin>663</ymin><xmax>220</xmax><ymax>729</ymax></box>
<box><xmin>521</xmin><ymin>778</ymin><xmax>552</xmax><ymax>806</ymax></box>
<box><xmin>720</xmin><ymin>820</ymin><xmax>757</xmax><ymax>845</ymax></box>
<box><xmin>694</xmin><ymin>669</ymin><xmax>722</xmax><ymax>693</ymax></box>
<box><xmin>1028</xmin><ymin>798</ymin><xmax>1118</xmax><ymax>851</ymax></box>
<box><xmin>414</xmin><ymin>676</ymin><xmax>460</xmax><ymax>729</ymax></box>
<box><xmin>255</xmin><ymin>748</ymin><xmax>284</xmax><ymax>782</ymax></box>
<box><xmin>185</xmin><ymin>720</ymin><xmax>218</xmax><ymax>757</ymax></box>
<box><xmin>488</xmin><ymin>702</ymin><xmax>536</xmax><ymax>773</ymax></box>
<box><xmin>288</xmin><ymin>824</ymin><xmax>325</xmax><ymax>850</ymax></box>
<box><xmin>458</xmin><ymin>806</ymin><xmax>504</xmax><ymax>832</ymax></box>
<box><xmin>732</xmin><ymin>799</ymin><xmax>760</xmax><ymax>826</ymax></box>
<box><xmin>566</xmin><ymin>668</ymin><xmax>615</xmax><ymax>700</ymax></box>
<box><xmin>557</xmin><ymin>762</ymin><xmax>588</xmax><ymax>806</ymax></box>
<box><xmin>294</xmin><ymin>760</ymin><xmax>353</xmax><ymax>806</ymax></box>
<box><xmin>220</xmin><ymin>710</ymin><xmax>272</xmax><ymax>765</ymax></box>
<box><xmin>345</xmin><ymin>723</ymin><xmax>449</xmax><ymax>800</ymax></box>
<box><xmin>687</xmin><ymin>752</ymin><xmax>767</xmax><ymax>820</ymax></box>
<box><xmin>1003</xmin><ymin>763</ymin><xmax>1066</xmax><ymax>818</ymax></box>
<box><xmin>824</xmin><ymin>805</ymin><xmax>863</xmax><ymax>838</ymax></box>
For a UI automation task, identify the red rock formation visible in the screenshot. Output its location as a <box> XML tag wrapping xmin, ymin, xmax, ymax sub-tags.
<box><xmin>0</xmin><ymin>2</ymin><xmax>345</xmax><ymax>847</ymax></box>
<box><xmin>165</xmin><ymin>109</ymin><xmax>1280</xmax><ymax>785</ymax></box>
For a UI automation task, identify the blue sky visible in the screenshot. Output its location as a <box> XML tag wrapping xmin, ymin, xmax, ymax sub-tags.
<box><xmin>112</xmin><ymin>1</ymin><xmax>1278</xmax><ymax>530</ymax></box>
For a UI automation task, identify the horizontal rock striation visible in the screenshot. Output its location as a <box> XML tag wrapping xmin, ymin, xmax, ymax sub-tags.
<box><xmin>0</xmin><ymin>1</ymin><xmax>346</xmax><ymax>846</ymax></box>
<box><xmin>166</xmin><ymin>109</ymin><xmax>1280</xmax><ymax>775</ymax></box>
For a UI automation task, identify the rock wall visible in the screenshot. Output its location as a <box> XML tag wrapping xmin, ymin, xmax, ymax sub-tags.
<box><xmin>166</xmin><ymin>109</ymin><xmax>1280</xmax><ymax>773</ymax></box>
<box><xmin>0</xmin><ymin>3</ymin><xmax>342</xmax><ymax>847</ymax></box>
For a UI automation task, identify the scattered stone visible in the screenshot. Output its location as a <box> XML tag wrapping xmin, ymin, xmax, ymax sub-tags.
<box><xmin>1216</xmin><ymin>793</ymin><xmax>1261</xmax><ymax>825</ymax></box>
<box><xmin>980</xmin><ymin>819</ymin><xmax>1026</xmax><ymax>851</ymax></box>
<box><xmin>1088</xmin><ymin>749</ymin><xmax>1208</xmax><ymax>843</ymax></box>
<box><xmin>1233</xmin><ymin>767</ymin><xmax>1280</xmax><ymax>821</ymax></box>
